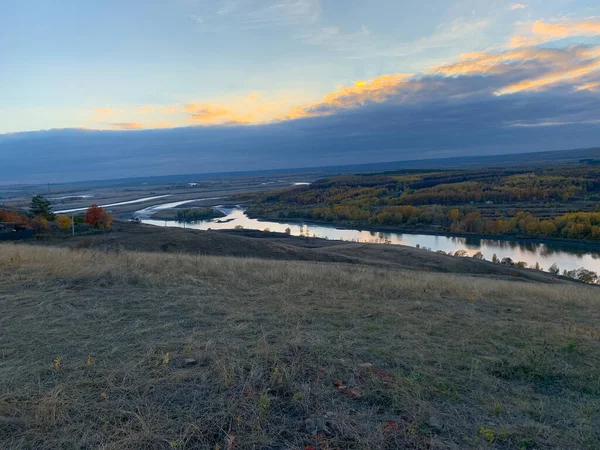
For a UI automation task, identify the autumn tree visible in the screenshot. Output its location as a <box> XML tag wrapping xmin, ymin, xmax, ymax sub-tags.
<box><xmin>448</xmin><ymin>209</ymin><xmax>460</xmax><ymax>223</ymax></box>
<box><xmin>30</xmin><ymin>217</ymin><xmax>49</xmax><ymax>231</ymax></box>
<box><xmin>84</xmin><ymin>205</ymin><xmax>112</xmax><ymax>229</ymax></box>
<box><xmin>29</xmin><ymin>195</ymin><xmax>54</xmax><ymax>220</ymax></box>
<box><xmin>55</xmin><ymin>215</ymin><xmax>73</xmax><ymax>230</ymax></box>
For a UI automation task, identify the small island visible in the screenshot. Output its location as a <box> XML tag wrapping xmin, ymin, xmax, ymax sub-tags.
<box><xmin>151</xmin><ymin>207</ymin><xmax>226</xmax><ymax>222</ymax></box>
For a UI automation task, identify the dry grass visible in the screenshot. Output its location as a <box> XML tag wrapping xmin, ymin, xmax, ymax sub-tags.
<box><xmin>0</xmin><ymin>243</ymin><xmax>599</xmax><ymax>449</ymax></box>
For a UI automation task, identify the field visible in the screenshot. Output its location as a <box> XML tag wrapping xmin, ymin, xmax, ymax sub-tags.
<box><xmin>1</xmin><ymin>242</ymin><xmax>599</xmax><ymax>449</ymax></box>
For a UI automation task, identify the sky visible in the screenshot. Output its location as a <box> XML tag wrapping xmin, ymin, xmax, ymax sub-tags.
<box><xmin>1</xmin><ymin>0</ymin><xmax>600</xmax><ymax>182</ymax></box>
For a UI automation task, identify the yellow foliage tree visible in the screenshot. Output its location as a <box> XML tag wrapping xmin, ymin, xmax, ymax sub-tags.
<box><xmin>55</xmin><ymin>215</ymin><xmax>73</xmax><ymax>230</ymax></box>
<box><xmin>104</xmin><ymin>213</ymin><xmax>114</xmax><ymax>229</ymax></box>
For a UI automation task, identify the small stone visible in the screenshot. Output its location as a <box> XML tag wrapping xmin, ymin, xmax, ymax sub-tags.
<box><xmin>183</xmin><ymin>358</ymin><xmax>198</xmax><ymax>367</ymax></box>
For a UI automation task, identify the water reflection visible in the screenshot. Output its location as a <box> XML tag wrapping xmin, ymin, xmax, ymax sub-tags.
<box><xmin>140</xmin><ymin>206</ymin><xmax>600</xmax><ymax>273</ymax></box>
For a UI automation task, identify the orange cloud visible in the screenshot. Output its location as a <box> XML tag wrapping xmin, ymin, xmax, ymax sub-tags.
<box><xmin>110</xmin><ymin>122</ymin><xmax>144</xmax><ymax>130</ymax></box>
<box><xmin>186</xmin><ymin>105</ymin><xmax>238</xmax><ymax>124</ymax></box>
<box><xmin>432</xmin><ymin>48</ymin><xmax>580</xmax><ymax>76</ymax></box>
<box><xmin>497</xmin><ymin>59</ymin><xmax>600</xmax><ymax>95</ymax></box>
<box><xmin>86</xmin><ymin>18</ymin><xmax>600</xmax><ymax>131</ymax></box>
<box><xmin>576</xmin><ymin>81</ymin><xmax>600</xmax><ymax>91</ymax></box>
<box><xmin>510</xmin><ymin>19</ymin><xmax>600</xmax><ymax>48</ymax></box>
<box><xmin>430</xmin><ymin>43</ymin><xmax>600</xmax><ymax>96</ymax></box>
<box><xmin>282</xmin><ymin>74</ymin><xmax>411</xmax><ymax>120</ymax></box>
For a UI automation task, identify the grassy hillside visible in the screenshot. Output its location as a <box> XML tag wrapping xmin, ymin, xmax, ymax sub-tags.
<box><xmin>1</xmin><ymin>245</ymin><xmax>599</xmax><ymax>449</ymax></box>
<box><xmin>42</xmin><ymin>221</ymin><xmax>575</xmax><ymax>284</ymax></box>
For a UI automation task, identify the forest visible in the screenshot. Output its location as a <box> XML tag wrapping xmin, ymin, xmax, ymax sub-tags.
<box><xmin>245</xmin><ymin>166</ymin><xmax>600</xmax><ymax>241</ymax></box>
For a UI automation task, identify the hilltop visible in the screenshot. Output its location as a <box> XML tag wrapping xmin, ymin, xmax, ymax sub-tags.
<box><xmin>1</xmin><ymin>238</ymin><xmax>599</xmax><ymax>449</ymax></box>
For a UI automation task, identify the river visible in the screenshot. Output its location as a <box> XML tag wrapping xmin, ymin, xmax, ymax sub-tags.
<box><xmin>140</xmin><ymin>205</ymin><xmax>600</xmax><ymax>274</ymax></box>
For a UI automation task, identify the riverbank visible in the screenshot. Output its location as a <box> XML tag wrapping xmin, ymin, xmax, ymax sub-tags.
<box><xmin>246</xmin><ymin>212</ymin><xmax>600</xmax><ymax>251</ymax></box>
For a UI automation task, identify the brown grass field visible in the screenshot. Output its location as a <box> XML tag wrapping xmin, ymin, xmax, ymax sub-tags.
<box><xmin>1</xmin><ymin>243</ymin><xmax>599</xmax><ymax>449</ymax></box>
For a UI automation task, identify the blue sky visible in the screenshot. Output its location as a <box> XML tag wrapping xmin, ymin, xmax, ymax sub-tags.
<box><xmin>1</xmin><ymin>1</ymin><xmax>600</xmax><ymax>181</ymax></box>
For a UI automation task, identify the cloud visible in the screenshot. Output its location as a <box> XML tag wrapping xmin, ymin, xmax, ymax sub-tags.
<box><xmin>576</xmin><ymin>81</ymin><xmax>600</xmax><ymax>91</ymax></box>
<box><xmin>497</xmin><ymin>59</ymin><xmax>600</xmax><ymax>95</ymax></box>
<box><xmin>193</xmin><ymin>0</ymin><xmax>320</xmax><ymax>31</ymax></box>
<box><xmin>138</xmin><ymin>106</ymin><xmax>155</xmax><ymax>114</ymax></box>
<box><xmin>181</xmin><ymin>92</ymin><xmax>318</xmax><ymax>125</ymax></box>
<box><xmin>431</xmin><ymin>44</ymin><xmax>600</xmax><ymax>96</ymax></box>
<box><xmin>510</xmin><ymin>18</ymin><xmax>600</xmax><ymax>48</ymax></box>
<box><xmin>109</xmin><ymin>122</ymin><xmax>145</xmax><ymax>130</ymax></box>
<box><xmin>186</xmin><ymin>105</ymin><xmax>237</xmax><ymax>123</ymax></box>
<box><xmin>283</xmin><ymin>74</ymin><xmax>412</xmax><ymax>119</ymax></box>
<box><xmin>4</xmin><ymin>83</ymin><xmax>600</xmax><ymax>183</ymax></box>
<box><xmin>216</xmin><ymin>1</ymin><xmax>238</xmax><ymax>16</ymax></box>
<box><xmin>510</xmin><ymin>4</ymin><xmax>527</xmax><ymax>10</ymax></box>
<box><xmin>240</xmin><ymin>0</ymin><xmax>320</xmax><ymax>28</ymax></box>
<box><xmin>62</xmin><ymin>11</ymin><xmax>600</xmax><ymax>145</ymax></box>
<box><xmin>92</xmin><ymin>108</ymin><xmax>117</xmax><ymax>122</ymax></box>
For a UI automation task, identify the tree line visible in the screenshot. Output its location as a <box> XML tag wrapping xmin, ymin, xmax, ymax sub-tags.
<box><xmin>0</xmin><ymin>196</ymin><xmax>113</xmax><ymax>233</ymax></box>
<box><xmin>246</xmin><ymin>167</ymin><xmax>600</xmax><ymax>241</ymax></box>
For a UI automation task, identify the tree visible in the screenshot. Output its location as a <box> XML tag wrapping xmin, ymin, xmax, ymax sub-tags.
<box><xmin>30</xmin><ymin>217</ymin><xmax>49</xmax><ymax>231</ymax></box>
<box><xmin>29</xmin><ymin>195</ymin><xmax>54</xmax><ymax>220</ymax></box>
<box><xmin>104</xmin><ymin>213</ymin><xmax>114</xmax><ymax>229</ymax></box>
<box><xmin>448</xmin><ymin>208</ymin><xmax>460</xmax><ymax>222</ymax></box>
<box><xmin>284</xmin><ymin>227</ymin><xmax>291</xmax><ymax>235</ymax></box>
<box><xmin>472</xmin><ymin>251</ymin><xmax>485</xmax><ymax>260</ymax></box>
<box><xmin>548</xmin><ymin>263</ymin><xmax>560</xmax><ymax>275</ymax></box>
<box><xmin>454</xmin><ymin>250</ymin><xmax>468</xmax><ymax>257</ymax></box>
<box><xmin>492</xmin><ymin>254</ymin><xmax>498</xmax><ymax>263</ymax></box>
<box><xmin>84</xmin><ymin>204</ymin><xmax>107</xmax><ymax>228</ymax></box>
<box><xmin>55</xmin><ymin>215</ymin><xmax>73</xmax><ymax>230</ymax></box>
